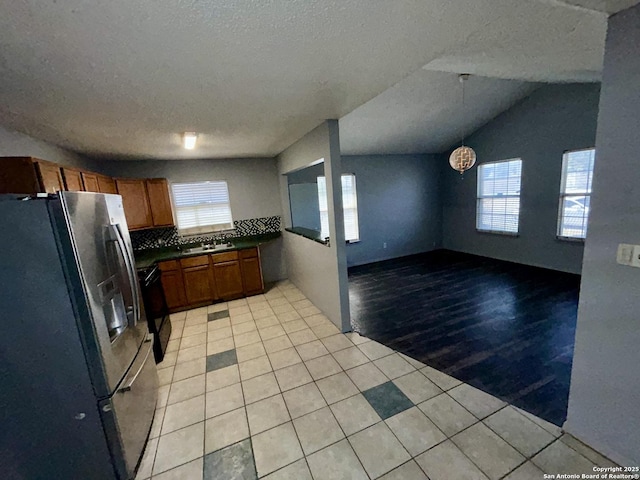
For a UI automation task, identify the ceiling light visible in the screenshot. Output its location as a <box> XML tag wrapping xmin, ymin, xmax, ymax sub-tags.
<box><xmin>183</xmin><ymin>132</ymin><xmax>198</xmax><ymax>150</ymax></box>
<box><xmin>449</xmin><ymin>74</ymin><xmax>477</xmax><ymax>175</ymax></box>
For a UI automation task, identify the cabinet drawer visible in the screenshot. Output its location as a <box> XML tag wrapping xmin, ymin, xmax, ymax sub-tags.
<box><xmin>158</xmin><ymin>260</ymin><xmax>179</xmax><ymax>272</ymax></box>
<box><xmin>239</xmin><ymin>247</ymin><xmax>258</xmax><ymax>259</ymax></box>
<box><xmin>180</xmin><ymin>255</ymin><xmax>210</xmax><ymax>268</ymax></box>
<box><xmin>212</xmin><ymin>251</ymin><xmax>239</xmax><ymax>263</ymax></box>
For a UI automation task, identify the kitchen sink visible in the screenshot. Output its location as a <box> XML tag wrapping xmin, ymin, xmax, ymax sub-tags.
<box><xmin>181</xmin><ymin>243</ymin><xmax>234</xmax><ymax>254</ymax></box>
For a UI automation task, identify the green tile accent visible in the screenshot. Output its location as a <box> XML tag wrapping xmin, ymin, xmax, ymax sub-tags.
<box><xmin>206</xmin><ymin>349</ymin><xmax>238</xmax><ymax>372</ymax></box>
<box><xmin>363</xmin><ymin>381</ymin><xmax>414</xmax><ymax>420</ymax></box>
<box><xmin>204</xmin><ymin>439</ymin><xmax>256</xmax><ymax>480</ymax></box>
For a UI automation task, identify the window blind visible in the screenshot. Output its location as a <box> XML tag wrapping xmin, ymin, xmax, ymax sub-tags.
<box><xmin>557</xmin><ymin>148</ymin><xmax>595</xmax><ymax>239</ymax></box>
<box><xmin>476</xmin><ymin>159</ymin><xmax>522</xmax><ymax>234</ymax></box>
<box><xmin>171</xmin><ymin>181</ymin><xmax>234</xmax><ymax>235</ymax></box>
<box><xmin>317</xmin><ymin>174</ymin><xmax>360</xmax><ymax>242</ymax></box>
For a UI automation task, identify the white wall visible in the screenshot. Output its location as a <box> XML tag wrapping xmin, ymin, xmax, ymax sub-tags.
<box><xmin>278</xmin><ymin>121</ymin><xmax>350</xmax><ymax>331</ymax></box>
<box><xmin>564</xmin><ymin>4</ymin><xmax>640</xmax><ymax>466</ymax></box>
<box><xmin>0</xmin><ymin>125</ymin><xmax>93</xmax><ymax>169</ymax></box>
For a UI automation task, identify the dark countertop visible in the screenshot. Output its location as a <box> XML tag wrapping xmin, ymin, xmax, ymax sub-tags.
<box><xmin>134</xmin><ymin>232</ymin><xmax>281</xmax><ymax>270</ymax></box>
<box><xmin>284</xmin><ymin>226</ymin><xmax>329</xmax><ymax>245</ymax></box>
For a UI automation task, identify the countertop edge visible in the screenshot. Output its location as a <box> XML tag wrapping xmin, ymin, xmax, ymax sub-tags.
<box><xmin>134</xmin><ymin>232</ymin><xmax>281</xmax><ymax>270</ymax></box>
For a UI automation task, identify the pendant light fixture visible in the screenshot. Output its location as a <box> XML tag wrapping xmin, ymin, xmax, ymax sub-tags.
<box><xmin>449</xmin><ymin>74</ymin><xmax>477</xmax><ymax>175</ymax></box>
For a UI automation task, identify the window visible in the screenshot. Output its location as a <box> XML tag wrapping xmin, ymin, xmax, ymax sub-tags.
<box><xmin>317</xmin><ymin>174</ymin><xmax>360</xmax><ymax>242</ymax></box>
<box><xmin>170</xmin><ymin>181</ymin><xmax>233</xmax><ymax>235</ymax></box>
<box><xmin>557</xmin><ymin>148</ymin><xmax>595</xmax><ymax>240</ymax></box>
<box><xmin>477</xmin><ymin>159</ymin><xmax>522</xmax><ymax>234</ymax></box>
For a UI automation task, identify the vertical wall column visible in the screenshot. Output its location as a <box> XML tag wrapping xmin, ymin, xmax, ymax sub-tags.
<box><xmin>564</xmin><ymin>4</ymin><xmax>640</xmax><ymax>466</ymax></box>
<box><xmin>277</xmin><ymin>120</ymin><xmax>351</xmax><ymax>331</ymax></box>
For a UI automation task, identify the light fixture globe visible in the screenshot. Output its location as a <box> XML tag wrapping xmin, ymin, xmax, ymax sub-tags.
<box><xmin>449</xmin><ymin>145</ymin><xmax>477</xmax><ymax>174</ymax></box>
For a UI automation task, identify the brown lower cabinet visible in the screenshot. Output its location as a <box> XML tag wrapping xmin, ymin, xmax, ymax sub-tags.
<box><xmin>240</xmin><ymin>248</ymin><xmax>264</xmax><ymax>296</ymax></box>
<box><xmin>157</xmin><ymin>261</ymin><xmax>187</xmax><ymax>310</ymax></box>
<box><xmin>181</xmin><ymin>255</ymin><xmax>216</xmax><ymax>305</ymax></box>
<box><xmin>157</xmin><ymin>247</ymin><xmax>264</xmax><ymax>312</ymax></box>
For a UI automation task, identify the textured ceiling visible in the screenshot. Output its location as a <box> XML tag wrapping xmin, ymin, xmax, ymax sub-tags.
<box><xmin>340</xmin><ymin>71</ymin><xmax>540</xmax><ymax>155</ymax></box>
<box><xmin>0</xmin><ymin>0</ymin><xmax>613</xmax><ymax>159</ymax></box>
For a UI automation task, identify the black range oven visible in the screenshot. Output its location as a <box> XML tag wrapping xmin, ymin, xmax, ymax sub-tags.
<box><xmin>137</xmin><ymin>265</ymin><xmax>171</xmax><ymax>364</ymax></box>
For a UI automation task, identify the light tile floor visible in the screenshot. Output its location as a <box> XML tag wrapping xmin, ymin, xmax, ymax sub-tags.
<box><xmin>137</xmin><ymin>280</ymin><xmax>618</xmax><ymax>480</ymax></box>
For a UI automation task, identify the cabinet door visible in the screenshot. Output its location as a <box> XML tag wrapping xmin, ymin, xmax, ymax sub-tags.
<box><xmin>115</xmin><ymin>179</ymin><xmax>153</xmax><ymax>230</ymax></box>
<box><xmin>97</xmin><ymin>175</ymin><xmax>118</xmax><ymax>194</ymax></box>
<box><xmin>182</xmin><ymin>265</ymin><xmax>215</xmax><ymax>305</ymax></box>
<box><xmin>146</xmin><ymin>179</ymin><xmax>174</xmax><ymax>227</ymax></box>
<box><xmin>62</xmin><ymin>168</ymin><xmax>84</xmax><ymax>191</ymax></box>
<box><xmin>35</xmin><ymin>162</ymin><xmax>64</xmax><ymax>193</ymax></box>
<box><xmin>81</xmin><ymin>172</ymin><xmax>100</xmax><ymax>192</ymax></box>
<box><xmin>213</xmin><ymin>261</ymin><xmax>244</xmax><ymax>300</ymax></box>
<box><xmin>160</xmin><ymin>270</ymin><xmax>187</xmax><ymax>310</ymax></box>
<box><xmin>241</xmin><ymin>256</ymin><xmax>264</xmax><ymax>296</ymax></box>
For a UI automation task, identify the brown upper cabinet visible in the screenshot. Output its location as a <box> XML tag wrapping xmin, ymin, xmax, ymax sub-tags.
<box><xmin>115</xmin><ymin>178</ymin><xmax>153</xmax><ymax>230</ymax></box>
<box><xmin>0</xmin><ymin>156</ymin><xmax>174</xmax><ymax>232</ymax></box>
<box><xmin>0</xmin><ymin>157</ymin><xmax>65</xmax><ymax>194</ymax></box>
<box><xmin>97</xmin><ymin>175</ymin><xmax>118</xmax><ymax>194</ymax></box>
<box><xmin>61</xmin><ymin>168</ymin><xmax>84</xmax><ymax>192</ymax></box>
<box><xmin>36</xmin><ymin>161</ymin><xmax>65</xmax><ymax>193</ymax></box>
<box><xmin>81</xmin><ymin>172</ymin><xmax>100</xmax><ymax>192</ymax></box>
<box><xmin>115</xmin><ymin>177</ymin><xmax>175</xmax><ymax>231</ymax></box>
<box><xmin>146</xmin><ymin>179</ymin><xmax>174</xmax><ymax>227</ymax></box>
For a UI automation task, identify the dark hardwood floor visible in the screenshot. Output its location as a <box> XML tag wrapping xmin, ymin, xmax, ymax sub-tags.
<box><xmin>348</xmin><ymin>249</ymin><xmax>580</xmax><ymax>426</ymax></box>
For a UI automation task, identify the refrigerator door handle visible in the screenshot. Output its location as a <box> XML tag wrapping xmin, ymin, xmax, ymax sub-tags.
<box><xmin>118</xmin><ymin>336</ymin><xmax>153</xmax><ymax>393</ymax></box>
<box><xmin>108</xmin><ymin>223</ymin><xmax>140</xmax><ymax>327</ymax></box>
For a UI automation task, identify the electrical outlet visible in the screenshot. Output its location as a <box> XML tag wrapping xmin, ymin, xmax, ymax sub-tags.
<box><xmin>383</xmin><ymin>242</ymin><xmax>387</xmax><ymax>249</ymax></box>
<box><xmin>632</xmin><ymin>245</ymin><xmax>640</xmax><ymax>268</ymax></box>
<box><xmin>617</xmin><ymin>244</ymin><xmax>634</xmax><ymax>265</ymax></box>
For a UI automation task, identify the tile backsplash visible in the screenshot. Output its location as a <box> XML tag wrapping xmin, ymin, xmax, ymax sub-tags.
<box><xmin>130</xmin><ymin>216</ymin><xmax>281</xmax><ymax>251</ymax></box>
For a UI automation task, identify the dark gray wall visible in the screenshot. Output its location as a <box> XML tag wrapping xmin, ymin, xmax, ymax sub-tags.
<box><xmin>564</xmin><ymin>5</ymin><xmax>640</xmax><ymax>466</ymax></box>
<box><xmin>441</xmin><ymin>83</ymin><xmax>601</xmax><ymax>274</ymax></box>
<box><xmin>342</xmin><ymin>154</ymin><xmax>442</xmax><ymax>267</ymax></box>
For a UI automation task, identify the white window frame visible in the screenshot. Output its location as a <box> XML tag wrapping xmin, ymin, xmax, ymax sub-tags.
<box><xmin>476</xmin><ymin>158</ymin><xmax>523</xmax><ymax>235</ymax></box>
<box><xmin>170</xmin><ymin>180</ymin><xmax>234</xmax><ymax>236</ymax></box>
<box><xmin>557</xmin><ymin>148</ymin><xmax>595</xmax><ymax>241</ymax></box>
<box><xmin>317</xmin><ymin>173</ymin><xmax>360</xmax><ymax>243</ymax></box>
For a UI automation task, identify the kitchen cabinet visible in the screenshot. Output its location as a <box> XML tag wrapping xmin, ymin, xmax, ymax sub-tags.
<box><xmin>212</xmin><ymin>251</ymin><xmax>244</xmax><ymax>300</ymax></box>
<box><xmin>146</xmin><ymin>179</ymin><xmax>174</xmax><ymax>227</ymax></box>
<box><xmin>36</xmin><ymin>161</ymin><xmax>65</xmax><ymax>193</ymax></box>
<box><xmin>158</xmin><ymin>260</ymin><xmax>187</xmax><ymax>310</ymax></box>
<box><xmin>62</xmin><ymin>168</ymin><xmax>84</xmax><ymax>192</ymax></box>
<box><xmin>240</xmin><ymin>248</ymin><xmax>264</xmax><ymax>296</ymax></box>
<box><xmin>0</xmin><ymin>157</ymin><xmax>66</xmax><ymax>194</ymax></box>
<box><xmin>81</xmin><ymin>172</ymin><xmax>100</xmax><ymax>192</ymax></box>
<box><xmin>180</xmin><ymin>255</ymin><xmax>216</xmax><ymax>304</ymax></box>
<box><xmin>0</xmin><ymin>157</ymin><xmax>172</xmax><ymax>231</ymax></box>
<box><xmin>158</xmin><ymin>247</ymin><xmax>264</xmax><ymax>312</ymax></box>
<box><xmin>116</xmin><ymin>178</ymin><xmax>153</xmax><ymax>230</ymax></box>
<box><xmin>97</xmin><ymin>175</ymin><xmax>118</xmax><ymax>194</ymax></box>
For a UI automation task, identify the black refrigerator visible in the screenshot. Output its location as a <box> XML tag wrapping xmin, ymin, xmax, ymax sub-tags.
<box><xmin>0</xmin><ymin>192</ymin><xmax>158</xmax><ymax>480</ymax></box>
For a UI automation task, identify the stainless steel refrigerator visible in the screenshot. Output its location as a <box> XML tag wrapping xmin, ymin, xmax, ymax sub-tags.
<box><xmin>0</xmin><ymin>192</ymin><xmax>158</xmax><ymax>480</ymax></box>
